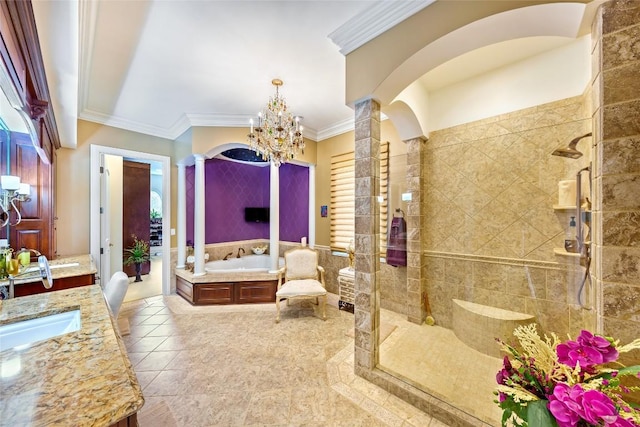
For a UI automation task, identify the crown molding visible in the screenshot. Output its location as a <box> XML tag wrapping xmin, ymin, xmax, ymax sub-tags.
<box><xmin>79</xmin><ymin>109</ymin><xmax>176</xmax><ymax>140</ymax></box>
<box><xmin>316</xmin><ymin>117</ymin><xmax>354</xmax><ymax>141</ymax></box>
<box><xmin>328</xmin><ymin>0</ymin><xmax>435</xmax><ymax>55</ymax></box>
<box><xmin>80</xmin><ymin>110</ymin><xmax>324</xmax><ymax>142</ymax></box>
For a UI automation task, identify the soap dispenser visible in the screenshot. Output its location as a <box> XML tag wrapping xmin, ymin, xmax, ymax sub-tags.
<box><xmin>564</xmin><ymin>216</ymin><xmax>578</xmax><ymax>253</ymax></box>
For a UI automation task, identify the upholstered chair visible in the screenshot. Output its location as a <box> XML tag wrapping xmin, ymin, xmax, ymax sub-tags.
<box><xmin>103</xmin><ymin>271</ymin><xmax>129</xmax><ymax>317</ymax></box>
<box><xmin>275</xmin><ymin>247</ymin><xmax>327</xmax><ymax>323</ymax></box>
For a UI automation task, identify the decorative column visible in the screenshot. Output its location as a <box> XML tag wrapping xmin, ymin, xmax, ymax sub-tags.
<box><xmin>269</xmin><ymin>162</ymin><xmax>280</xmax><ymax>270</ymax></box>
<box><xmin>404</xmin><ymin>137</ymin><xmax>427</xmax><ymax>324</ymax></box>
<box><xmin>353</xmin><ymin>98</ymin><xmax>381</xmax><ymax>374</ymax></box>
<box><xmin>193</xmin><ymin>154</ymin><xmax>206</xmax><ymax>276</ymax></box>
<box><xmin>308</xmin><ymin>164</ymin><xmax>316</xmax><ymax>248</ymax></box>
<box><xmin>592</xmin><ymin>0</ymin><xmax>640</xmax><ymax>343</ymax></box>
<box><xmin>176</xmin><ymin>161</ymin><xmax>186</xmax><ymax>269</ymax></box>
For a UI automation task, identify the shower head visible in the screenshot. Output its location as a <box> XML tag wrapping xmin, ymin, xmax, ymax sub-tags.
<box><xmin>551</xmin><ymin>132</ymin><xmax>592</xmax><ymax>159</ymax></box>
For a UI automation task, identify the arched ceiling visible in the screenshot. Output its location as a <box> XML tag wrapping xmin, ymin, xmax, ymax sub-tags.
<box><xmin>346</xmin><ymin>1</ymin><xmax>599</xmax><ymax>107</ymax></box>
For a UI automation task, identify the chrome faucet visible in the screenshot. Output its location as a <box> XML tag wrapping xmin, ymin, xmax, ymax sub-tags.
<box><xmin>17</xmin><ymin>248</ymin><xmax>42</xmax><ymax>258</ymax></box>
<box><xmin>6</xmin><ymin>255</ymin><xmax>52</xmax><ymax>299</ymax></box>
<box><xmin>236</xmin><ymin>247</ymin><xmax>245</xmax><ymax>258</ymax></box>
<box><xmin>223</xmin><ymin>252</ymin><xmax>233</xmax><ymax>261</ymax></box>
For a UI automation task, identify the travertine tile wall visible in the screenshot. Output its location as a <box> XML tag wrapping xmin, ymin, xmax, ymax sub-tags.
<box><xmin>353</xmin><ymin>98</ymin><xmax>381</xmax><ymax>373</ymax></box>
<box><xmin>424</xmin><ymin>97</ymin><xmax>592</xmax><ymax>260</ymax></box>
<box><xmin>594</xmin><ymin>0</ymin><xmax>640</xmax><ymax>345</ymax></box>
<box><xmin>406</xmin><ymin>137</ymin><xmax>427</xmax><ymax>324</ymax></box>
<box><xmin>422</xmin><ymin>95</ymin><xmax>595</xmax><ymax>337</ymax></box>
<box><xmin>380</xmin><ymin>263</ymin><xmax>408</xmax><ymax>315</ymax></box>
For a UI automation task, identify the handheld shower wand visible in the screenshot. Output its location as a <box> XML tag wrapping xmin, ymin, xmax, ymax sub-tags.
<box><xmin>576</xmin><ymin>163</ymin><xmax>592</xmax><ymax>308</ymax></box>
<box><xmin>575</xmin><ymin>164</ymin><xmax>591</xmax><ymax>255</ymax></box>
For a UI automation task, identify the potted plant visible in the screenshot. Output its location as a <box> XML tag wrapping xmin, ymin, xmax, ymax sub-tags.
<box><xmin>150</xmin><ymin>209</ymin><xmax>161</xmax><ymax>223</ymax></box>
<box><xmin>123</xmin><ymin>235</ymin><xmax>150</xmax><ymax>282</ymax></box>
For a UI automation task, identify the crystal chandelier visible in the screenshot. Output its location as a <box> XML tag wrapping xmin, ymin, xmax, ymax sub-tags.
<box><xmin>0</xmin><ymin>175</ymin><xmax>30</xmax><ymax>227</ymax></box>
<box><xmin>247</xmin><ymin>79</ymin><xmax>304</xmax><ymax>167</ymax></box>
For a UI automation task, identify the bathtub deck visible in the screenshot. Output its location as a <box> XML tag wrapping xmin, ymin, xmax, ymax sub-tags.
<box><xmin>175</xmin><ymin>269</ymin><xmax>278</xmax><ymax>305</ymax></box>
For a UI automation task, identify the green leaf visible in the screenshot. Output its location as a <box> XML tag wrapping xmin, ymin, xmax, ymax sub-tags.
<box><xmin>498</xmin><ymin>397</ymin><xmax>528</xmax><ymax>426</ymax></box>
<box><xmin>617</xmin><ymin>365</ymin><xmax>640</xmax><ymax>377</ymax></box>
<box><xmin>527</xmin><ymin>400</ymin><xmax>558</xmax><ymax>427</ymax></box>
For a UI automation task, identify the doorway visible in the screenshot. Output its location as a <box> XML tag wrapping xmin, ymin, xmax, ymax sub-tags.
<box><xmin>90</xmin><ymin>145</ymin><xmax>171</xmax><ymax>298</ymax></box>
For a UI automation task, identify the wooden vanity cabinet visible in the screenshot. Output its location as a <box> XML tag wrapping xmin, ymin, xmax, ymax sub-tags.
<box><xmin>109</xmin><ymin>413</ymin><xmax>138</xmax><ymax>427</ymax></box>
<box><xmin>13</xmin><ymin>273</ymin><xmax>96</xmax><ymax>297</ymax></box>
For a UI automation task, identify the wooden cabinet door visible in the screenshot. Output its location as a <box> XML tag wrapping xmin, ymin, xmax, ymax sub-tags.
<box><xmin>122</xmin><ymin>160</ymin><xmax>150</xmax><ymax>277</ymax></box>
<box><xmin>0</xmin><ymin>131</ymin><xmax>53</xmax><ymax>258</ymax></box>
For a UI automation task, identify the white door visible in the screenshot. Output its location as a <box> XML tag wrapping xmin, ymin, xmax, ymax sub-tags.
<box><xmin>100</xmin><ymin>154</ymin><xmax>124</xmax><ymax>284</ymax></box>
<box><xmin>90</xmin><ymin>144</ymin><xmax>171</xmax><ymax>297</ymax></box>
<box><xmin>99</xmin><ymin>154</ymin><xmax>110</xmax><ymax>284</ymax></box>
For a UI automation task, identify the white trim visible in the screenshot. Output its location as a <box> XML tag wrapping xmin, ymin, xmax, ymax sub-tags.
<box><xmin>80</xmin><ymin>109</ymin><xmax>176</xmax><ymax>140</ymax></box>
<box><xmin>316</xmin><ymin>117</ymin><xmax>354</xmax><ymax>141</ymax></box>
<box><xmin>328</xmin><ymin>0</ymin><xmax>435</xmax><ymax>55</ymax></box>
<box><xmin>269</xmin><ymin>162</ymin><xmax>280</xmax><ymax>271</ymax></box>
<box><xmin>308</xmin><ymin>165</ymin><xmax>316</xmax><ymax>248</ymax></box>
<box><xmin>192</xmin><ymin>154</ymin><xmax>206</xmax><ymax>276</ymax></box>
<box><xmin>90</xmin><ymin>145</ymin><xmax>172</xmax><ymax>295</ymax></box>
<box><xmin>80</xmin><ymin>110</ymin><xmax>321</xmax><ymax>142</ymax></box>
<box><xmin>176</xmin><ymin>162</ymin><xmax>186</xmax><ymax>269</ymax></box>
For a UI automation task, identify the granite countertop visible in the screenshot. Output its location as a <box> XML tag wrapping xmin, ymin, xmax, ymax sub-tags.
<box><xmin>0</xmin><ymin>254</ymin><xmax>97</xmax><ymax>288</ymax></box>
<box><xmin>0</xmin><ymin>285</ymin><xmax>144</xmax><ymax>426</ymax></box>
<box><xmin>47</xmin><ymin>254</ymin><xmax>97</xmax><ymax>280</ymax></box>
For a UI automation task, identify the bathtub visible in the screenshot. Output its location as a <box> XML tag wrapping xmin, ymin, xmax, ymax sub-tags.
<box><xmin>178</xmin><ymin>254</ymin><xmax>286</xmax><ymax>305</ymax></box>
<box><xmin>204</xmin><ymin>254</ymin><xmax>284</xmax><ymax>273</ymax></box>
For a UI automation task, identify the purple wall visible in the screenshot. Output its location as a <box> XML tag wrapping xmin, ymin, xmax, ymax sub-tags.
<box><xmin>279</xmin><ymin>163</ymin><xmax>309</xmax><ymax>242</ymax></box>
<box><xmin>186</xmin><ymin>159</ymin><xmax>308</xmax><ymax>244</ymax></box>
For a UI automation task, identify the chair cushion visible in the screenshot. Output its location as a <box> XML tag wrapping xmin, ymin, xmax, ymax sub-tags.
<box><xmin>276</xmin><ymin>279</ymin><xmax>327</xmax><ymax>298</ymax></box>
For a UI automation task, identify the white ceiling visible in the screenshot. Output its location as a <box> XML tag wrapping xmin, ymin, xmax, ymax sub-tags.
<box><xmin>76</xmin><ymin>0</ymin><xmax>412</xmax><ymax>143</ymax></box>
<box><xmin>30</xmin><ymin>1</ymin><xmax>596</xmax><ymax>149</ymax></box>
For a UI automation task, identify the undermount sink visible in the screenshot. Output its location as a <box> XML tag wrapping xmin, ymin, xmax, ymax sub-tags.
<box><xmin>0</xmin><ymin>309</ymin><xmax>81</xmax><ymax>352</ymax></box>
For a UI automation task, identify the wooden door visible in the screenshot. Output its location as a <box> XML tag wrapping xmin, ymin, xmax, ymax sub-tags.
<box><xmin>122</xmin><ymin>160</ymin><xmax>150</xmax><ymax>277</ymax></box>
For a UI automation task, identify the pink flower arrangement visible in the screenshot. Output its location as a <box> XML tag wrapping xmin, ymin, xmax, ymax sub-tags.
<box><xmin>556</xmin><ymin>330</ymin><xmax>619</xmax><ymax>374</ymax></box>
<box><xmin>495</xmin><ymin>325</ymin><xmax>640</xmax><ymax>427</ymax></box>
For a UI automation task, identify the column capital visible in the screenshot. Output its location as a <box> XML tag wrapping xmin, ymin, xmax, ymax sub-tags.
<box><xmin>402</xmin><ymin>135</ymin><xmax>428</xmax><ymax>144</ymax></box>
<box><xmin>193</xmin><ymin>154</ymin><xmax>206</xmax><ymax>162</ymax></box>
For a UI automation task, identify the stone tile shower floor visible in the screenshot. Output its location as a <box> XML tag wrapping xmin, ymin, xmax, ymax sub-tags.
<box><xmin>379</xmin><ymin>309</ymin><xmax>503</xmax><ymax>425</ymax></box>
<box><xmin>120</xmin><ymin>295</ymin><xmax>463</xmax><ymax>426</ymax></box>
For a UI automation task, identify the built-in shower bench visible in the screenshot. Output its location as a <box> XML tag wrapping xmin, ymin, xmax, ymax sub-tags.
<box><xmin>452</xmin><ymin>299</ymin><xmax>535</xmax><ymax>358</ymax></box>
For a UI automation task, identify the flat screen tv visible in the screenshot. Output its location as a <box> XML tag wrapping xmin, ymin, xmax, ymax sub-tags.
<box><xmin>245</xmin><ymin>207</ymin><xmax>270</xmax><ymax>223</ymax></box>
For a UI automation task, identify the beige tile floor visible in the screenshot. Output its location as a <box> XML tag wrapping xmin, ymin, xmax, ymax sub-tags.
<box><xmin>378</xmin><ymin>310</ymin><xmax>503</xmax><ymax>425</ymax></box>
<box><xmin>122</xmin><ymin>252</ymin><xmax>163</xmax><ymax>303</ymax></box>
<box><xmin>120</xmin><ymin>295</ymin><xmax>453</xmax><ymax>427</ymax></box>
